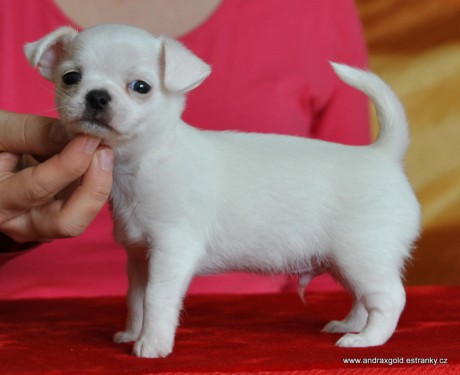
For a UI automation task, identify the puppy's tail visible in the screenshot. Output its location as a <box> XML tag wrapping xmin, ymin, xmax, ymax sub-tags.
<box><xmin>330</xmin><ymin>62</ymin><xmax>409</xmax><ymax>163</ymax></box>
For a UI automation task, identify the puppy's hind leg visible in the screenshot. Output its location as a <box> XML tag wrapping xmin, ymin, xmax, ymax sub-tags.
<box><xmin>330</xmin><ymin>243</ymin><xmax>408</xmax><ymax>347</ymax></box>
<box><xmin>114</xmin><ymin>250</ymin><xmax>147</xmax><ymax>344</ymax></box>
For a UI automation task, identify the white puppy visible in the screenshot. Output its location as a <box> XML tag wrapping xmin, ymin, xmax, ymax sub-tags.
<box><xmin>25</xmin><ymin>24</ymin><xmax>420</xmax><ymax>358</ymax></box>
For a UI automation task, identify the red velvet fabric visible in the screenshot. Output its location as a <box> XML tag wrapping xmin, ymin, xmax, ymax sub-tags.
<box><xmin>0</xmin><ymin>287</ymin><xmax>458</xmax><ymax>374</ymax></box>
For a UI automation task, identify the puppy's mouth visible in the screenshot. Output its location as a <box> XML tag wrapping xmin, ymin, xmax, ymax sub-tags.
<box><xmin>66</xmin><ymin>116</ymin><xmax>118</xmax><ymax>137</ymax></box>
<box><xmin>81</xmin><ymin>117</ymin><xmax>113</xmax><ymax>131</ymax></box>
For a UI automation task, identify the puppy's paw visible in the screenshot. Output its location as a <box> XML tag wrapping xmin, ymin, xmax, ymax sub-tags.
<box><xmin>322</xmin><ymin>319</ymin><xmax>363</xmax><ymax>334</ymax></box>
<box><xmin>132</xmin><ymin>335</ymin><xmax>173</xmax><ymax>358</ymax></box>
<box><xmin>335</xmin><ymin>333</ymin><xmax>375</xmax><ymax>348</ymax></box>
<box><xmin>113</xmin><ymin>330</ymin><xmax>139</xmax><ymax>344</ymax></box>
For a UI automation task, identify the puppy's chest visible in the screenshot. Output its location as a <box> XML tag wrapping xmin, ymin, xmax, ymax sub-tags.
<box><xmin>111</xmin><ymin>166</ymin><xmax>149</xmax><ymax>247</ymax></box>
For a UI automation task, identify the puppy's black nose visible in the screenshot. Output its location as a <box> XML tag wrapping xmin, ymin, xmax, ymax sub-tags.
<box><xmin>86</xmin><ymin>90</ymin><xmax>111</xmax><ymax>111</ymax></box>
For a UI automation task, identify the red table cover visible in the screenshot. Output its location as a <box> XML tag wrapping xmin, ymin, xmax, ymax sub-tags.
<box><xmin>0</xmin><ymin>286</ymin><xmax>458</xmax><ymax>374</ymax></box>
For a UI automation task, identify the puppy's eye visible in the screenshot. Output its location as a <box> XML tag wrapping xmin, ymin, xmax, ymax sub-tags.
<box><xmin>129</xmin><ymin>80</ymin><xmax>151</xmax><ymax>94</ymax></box>
<box><xmin>62</xmin><ymin>71</ymin><xmax>82</xmax><ymax>86</ymax></box>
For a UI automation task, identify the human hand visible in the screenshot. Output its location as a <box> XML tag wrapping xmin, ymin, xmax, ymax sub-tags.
<box><xmin>0</xmin><ymin>110</ymin><xmax>114</xmax><ymax>243</ymax></box>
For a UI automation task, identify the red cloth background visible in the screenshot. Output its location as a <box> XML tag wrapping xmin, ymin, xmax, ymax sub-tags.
<box><xmin>0</xmin><ymin>286</ymin><xmax>458</xmax><ymax>374</ymax></box>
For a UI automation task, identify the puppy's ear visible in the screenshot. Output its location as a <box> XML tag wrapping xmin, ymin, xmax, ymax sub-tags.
<box><xmin>161</xmin><ymin>37</ymin><xmax>211</xmax><ymax>93</ymax></box>
<box><xmin>24</xmin><ymin>26</ymin><xmax>78</xmax><ymax>81</ymax></box>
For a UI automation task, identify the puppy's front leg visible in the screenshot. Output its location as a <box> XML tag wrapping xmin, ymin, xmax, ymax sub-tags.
<box><xmin>114</xmin><ymin>250</ymin><xmax>148</xmax><ymax>343</ymax></box>
<box><xmin>133</xmin><ymin>234</ymin><xmax>204</xmax><ymax>358</ymax></box>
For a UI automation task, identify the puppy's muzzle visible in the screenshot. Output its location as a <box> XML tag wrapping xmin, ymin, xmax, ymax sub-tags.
<box><xmin>81</xmin><ymin>89</ymin><xmax>114</xmax><ymax>132</ymax></box>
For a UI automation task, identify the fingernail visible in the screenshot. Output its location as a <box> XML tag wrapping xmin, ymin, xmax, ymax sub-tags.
<box><xmin>85</xmin><ymin>136</ymin><xmax>101</xmax><ymax>153</ymax></box>
<box><xmin>98</xmin><ymin>149</ymin><xmax>114</xmax><ymax>172</ymax></box>
<box><xmin>50</xmin><ymin>124</ymin><xmax>69</xmax><ymax>145</ymax></box>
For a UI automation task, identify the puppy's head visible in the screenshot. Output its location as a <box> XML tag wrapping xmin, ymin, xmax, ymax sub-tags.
<box><xmin>24</xmin><ymin>24</ymin><xmax>211</xmax><ymax>144</ymax></box>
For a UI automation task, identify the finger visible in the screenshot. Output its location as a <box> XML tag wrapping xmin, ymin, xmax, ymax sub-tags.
<box><xmin>0</xmin><ymin>213</ymin><xmax>54</xmax><ymax>243</ymax></box>
<box><xmin>0</xmin><ymin>110</ymin><xmax>69</xmax><ymax>155</ymax></box>
<box><xmin>0</xmin><ymin>152</ymin><xmax>20</xmax><ymax>174</ymax></box>
<box><xmin>0</xmin><ymin>146</ymin><xmax>111</xmax><ymax>242</ymax></box>
<box><xmin>18</xmin><ymin>147</ymin><xmax>114</xmax><ymax>240</ymax></box>
<box><xmin>1</xmin><ymin>135</ymin><xmax>101</xmax><ymax>211</ymax></box>
<box><xmin>55</xmin><ymin>148</ymin><xmax>114</xmax><ymax>237</ymax></box>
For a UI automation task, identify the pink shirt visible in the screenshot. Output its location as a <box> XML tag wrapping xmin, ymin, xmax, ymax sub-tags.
<box><xmin>0</xmin><ymin>0</ymin><xmax>370</xmax><ymax>298</ymax></box>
